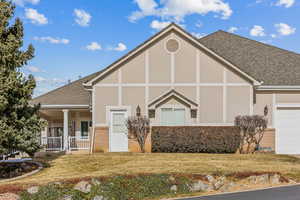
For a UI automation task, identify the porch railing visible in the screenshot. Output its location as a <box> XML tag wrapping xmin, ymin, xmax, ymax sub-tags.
<box><xmin>68</xmin><ymin>136</ymin><xmax>90</xmax><ymax>150</ymax></box>
<box><xmin>41</xmin><ymin>136</ymin><xmax>63</xmax><ymax>151</ymax></box>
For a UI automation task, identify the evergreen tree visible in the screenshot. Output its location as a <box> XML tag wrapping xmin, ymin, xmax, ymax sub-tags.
<box><xmin>0</xmin><ymin>0</ymin><xmax>45</xmax><ymax>157</ymax></box>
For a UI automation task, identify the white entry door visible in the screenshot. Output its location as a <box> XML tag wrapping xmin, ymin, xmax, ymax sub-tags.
<box><xmin>276</xmin><ymin>108</ymin><xmax>300</xmax><ymax>154</ymax></box>
<box><xmin>109</xmin><ymin>111</ymin><xmax>128</xmax><ymax>152</ymax></box>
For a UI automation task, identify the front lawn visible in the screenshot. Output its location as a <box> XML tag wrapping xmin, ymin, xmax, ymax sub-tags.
<box><xmin>2</xmin><ymin>153</ymin><xmax>300</xmax><ymax>186</ymax></box>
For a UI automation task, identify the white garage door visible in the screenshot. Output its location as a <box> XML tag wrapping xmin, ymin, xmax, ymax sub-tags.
<box><xmin>276</xmin><ymin>108</ymin><xmax>300</xmax><ymax>154</ymax></box>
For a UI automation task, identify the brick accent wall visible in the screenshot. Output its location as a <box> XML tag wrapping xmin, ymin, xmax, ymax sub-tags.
<box><xmin>128</xmin><ymin>132</ymin><xmax>152</xmax><ymax>153</ymax></box>
<box><xmin>260</xmin><ymin>128</ymin><xmax>275</xmax><ymax>150</ymax></box>
<box><xmin>93</xmin><ymin>127</ymin><xmax>109</xmax><ymax>152</ymax></box>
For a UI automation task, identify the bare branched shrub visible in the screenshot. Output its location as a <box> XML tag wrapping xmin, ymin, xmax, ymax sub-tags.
<box><xmin>234</xmin><ymin>115</ymin><xmax>268</xmax><ymax>154</ymax></box>
<box><xmin>126</xmin><ymin>116</ymin><xmax>150</xmax><ymax>153</ymax></box>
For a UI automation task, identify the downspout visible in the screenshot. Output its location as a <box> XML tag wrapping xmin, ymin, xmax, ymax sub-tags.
<box><xmin>90</xmin><ymin>127</ymin><xmax>95</xmax><ymax>154</ymax></box>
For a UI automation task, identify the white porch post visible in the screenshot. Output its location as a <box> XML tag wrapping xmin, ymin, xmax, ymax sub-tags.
<box><xmin>63</xmin><ymin>109</ymin><xmax>69</xmax><ymax>151</ymax></box>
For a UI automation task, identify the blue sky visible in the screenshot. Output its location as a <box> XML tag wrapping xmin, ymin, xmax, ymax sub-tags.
<box><xmin>12</xmin><ymin>0</ymin><xmax>300</xmax><ymax>96</ymax></box>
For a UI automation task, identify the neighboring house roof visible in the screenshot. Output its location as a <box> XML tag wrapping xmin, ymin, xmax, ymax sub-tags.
<box><xmin>30</xmin><ymin>71</ymin><xmax>101</xmax><ymax>107</ymax></box>
<box><xmin>199</xmin><ymin>31</ymin><xmax>300</xmax><ymax>86</ymax></box>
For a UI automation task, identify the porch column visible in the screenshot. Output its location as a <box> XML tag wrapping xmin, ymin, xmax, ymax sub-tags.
<box><xmin>63</xmin><ymin>109</ymin><xmax>69</xmax><ymax>151</ymax></box>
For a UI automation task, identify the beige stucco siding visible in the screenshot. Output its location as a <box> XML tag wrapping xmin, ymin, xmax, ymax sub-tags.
<box><xmin>227</xmin><ymin>69</ymin><xmax>249</xmax><ymax>84</ymax></box>
<box><xmin>200</xmin><ymin>86</ymin><xmax>223</xmax><ymax>123</ymax></box>
<box><xmin>175</xmin><ymin>86</ymin><xmax>197</xmax><ymax>102</ymax></box>
<box><xmin>122</xmin><ymin>87</ymin><xmax>145</xmax><ymax>115</ymax></box>
<box><xmin>174</xmin><ymin>36</ymin><xmax>196</xmax><ymax>83</ymax></box>
<box><xmin>94</xmin><ymin>86</ymin><xmax>118</xmax><ymax>124</ymax></box>
<box><xmin>149</xmin><ymin>87</ymin><xmax>171</xmax><ymax>102</ymax></box>
<box><xmin>97</xmin><ymin>69</ymin><xmax>118</xmax><ymax>84</ymax></box>
<box><xmin>199</xmin><ymin>51</ymin><xmax>223</xmax><ymax>83</ymax></box>
<box><xmin>226</xmin><ymin>86</ymin><xmax>251</xmax><ymax>123</ymax></box>
<box><xmin>149</xmin><ymin>36</ymin><xmax>171</xmax><ymax>83</ymax></box>
<box><xmin>254</xmin><ymin>93</ymin><xmax>273</xmax><ymax>126</ymax></box>
<box><xmin>276</xmin><ymin>93</ymin><xmax>300</xmax><ymax>103</ymax></box>
<box><xmin>122</xmin><ymin>53</ymin><xmax>146</xmax><ymax>83</ymax></box>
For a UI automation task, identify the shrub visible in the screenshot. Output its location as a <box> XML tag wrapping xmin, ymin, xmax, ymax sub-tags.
<box><xmin>234</xmin><ymin>115</ymin><xmax>268</xmax><ymax>154</ymax></box>
<box><xmin>151</xmin><ymin>126</ymin><xmax>241</xmax><ymax>153</ymax></box>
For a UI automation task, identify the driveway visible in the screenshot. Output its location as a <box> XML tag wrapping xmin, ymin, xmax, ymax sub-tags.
<box><xmin>179</xmin><ymin>184</ymin><xmax>300</xmax><ymax>200</ymax></box>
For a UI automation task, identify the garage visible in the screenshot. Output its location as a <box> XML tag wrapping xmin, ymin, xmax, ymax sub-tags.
<box><xmin>275</xmin><ymin>106</ymin><xmax>300</xmax><ymax>154</ymax></box>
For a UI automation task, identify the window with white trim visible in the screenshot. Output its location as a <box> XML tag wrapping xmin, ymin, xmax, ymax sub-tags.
<box><xmin>80</xmin><ymin>121</ymin><xmax>90</xmax><ymax>138</ymax></box>
<box><xmin>161</xmin><ymin>107</ymin><xmax>186</xmax><ymax>126</ymax></box>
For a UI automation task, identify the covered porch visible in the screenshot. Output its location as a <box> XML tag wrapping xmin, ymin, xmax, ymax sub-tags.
<box><xmin>39</xmin><ymin>106</ymin><xmax>92</xmax><ymax>152</ymax></box>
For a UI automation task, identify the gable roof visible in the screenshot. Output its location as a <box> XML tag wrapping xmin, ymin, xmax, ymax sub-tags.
<box><xmin>199</xmin><ymin>30</ymin><xmax>300</xmax><ymax>86</ymax></box>
<box><xmin>30</xmin><ymin>71</ymin><xmax>102</xmax><ymax>107</ymax></box>
<box><xmin>84</xmin><ymin>23</ymin><xmax>260</xmax><ymax>87</ymax></box>
<box><xmin>149</xmin><ymin>89</ymin><xmax>198</xmax><ymax>109</ymax></box>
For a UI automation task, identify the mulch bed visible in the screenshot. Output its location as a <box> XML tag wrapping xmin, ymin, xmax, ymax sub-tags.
<box><xmin>0</xmin><ymin>161</ymin><xmax>39</xmax><ymax>180</ymax></box>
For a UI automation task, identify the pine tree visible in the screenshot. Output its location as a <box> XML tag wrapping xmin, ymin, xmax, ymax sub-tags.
<box><xmin>0</xmin><ymin>0</ymin><xmax>45</xmax><ymax>157</ymax></box>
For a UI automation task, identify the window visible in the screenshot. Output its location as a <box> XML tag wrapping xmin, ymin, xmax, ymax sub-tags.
<box><xmin>161</xmin><ymin>107</ymin><xmax>186</xmax><ymax>126</ymax></box>
<box><xmin>80</xmin><ymin>121</ymin><xmax>89</xmax><ymax>138</ymax></box>
<box><xmin>112</xmin><ymin>113</ymin><xmax>126</xmax><ymax>133</ymax></box>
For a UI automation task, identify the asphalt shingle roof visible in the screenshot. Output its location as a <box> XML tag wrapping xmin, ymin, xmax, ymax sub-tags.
<box><xmin>199</xmin><ymin>30</ymin><xmax>300</xmax><ymax>86</ymax></box>
<box><xmin>30</xmin><ymin>71</ymin><xmax>101</xmax><ymax>106</ymax></box>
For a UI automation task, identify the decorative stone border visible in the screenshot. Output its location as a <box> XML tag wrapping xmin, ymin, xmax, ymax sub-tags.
<box><xmin>0</xmin><ymin>161</ymin><xmax>43</xmax><ymax>183</ymax></box>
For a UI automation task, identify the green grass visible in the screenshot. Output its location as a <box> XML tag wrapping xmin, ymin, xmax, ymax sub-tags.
<box><xmin>2</xmin><ymin>153</ymin><xmax>300</xmax><ymax>186</ymax></box>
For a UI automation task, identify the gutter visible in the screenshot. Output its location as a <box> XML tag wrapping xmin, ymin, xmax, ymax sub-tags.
<box><xmin>40</xmin><ymin>105</ymin><xmax>90</xmax><ymax>109</ymax></box>
<box><xmin>256</xmin><ymin>85</ymin><xmax>300</xmax><ymax>91</ymax></box>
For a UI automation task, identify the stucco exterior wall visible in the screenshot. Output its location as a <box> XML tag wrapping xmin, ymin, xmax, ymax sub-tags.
<box><xmin>92</xmin><ymin>30</ymin><xmax>254</xmax><ymax>152</ymax></box>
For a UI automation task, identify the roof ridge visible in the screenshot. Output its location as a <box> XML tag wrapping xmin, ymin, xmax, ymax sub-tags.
<box><xmin>214</xmin><ymin>30</ymin><xmax>300</xmax><ymax>56</ymax></box>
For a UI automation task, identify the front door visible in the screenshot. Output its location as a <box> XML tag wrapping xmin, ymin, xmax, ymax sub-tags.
<box><xmin>109</xmin><ymin>111</ymin><xmax>128</xmax><ymax>152</ymax></box>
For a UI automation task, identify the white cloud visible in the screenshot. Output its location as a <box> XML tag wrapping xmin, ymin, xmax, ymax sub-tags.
<box><xmin>275</xmin><ymin>23</ymin><xmax>296</xmax><ymax>36</ymax></box>
<box><xmin>150</xmin><ymin>20</ymin><xmax>171</xmax><ymax>30</ymax></box>
<box><xmin>191</xmin><ymin>32</ymin><xmax>206</xmax><ymax>38</ymax></box>
<box><xmin>129</xmin><ymin>0</ymin><xmax>233</xmax><ymax>22</ymax></box>
<box><xmin>195</xmin><ymin>21</ymin><xmax>203</xmax><ymax>28</ymax></box>
<box><xmin>112</xmin><ymin>43</ymin><xmax>127</xmax><ymax>51</ymax></box>
<box><xmin>35</xmin><ymin>76</ymin><xmax>46</xmax><ymax>82</ymax></box>
<box><xmin>276</xmin><ymin>0</ymin><xmax>295</xmax><ymax>8</ymax></box>
<box><xmin>13</xmin><ymin>0</ymin><xmax>39</xmax><ymax>6</ymax></box>
<box><xmin>74</xmin><ymin>9</ymin><xmax>91</xmax><ymax>27</ymax></box>
<box><xmin>270</xmin><ymin>33</ymin><xmax>277</xmax><ymax>38</ymax></box>
<box><xmin>250</xmin><ymin>25</ymin><xmax>265</xmax><ymax>37</ymax></box>
<box><xmin>228</xmin><ymin>26</ymin><xmax>238</xmax><ymax>33</ymax></box>
<box><xmin>26</xmin><ymin>66</ymin><xmax>42</xmax><ymax>73</ymax></box>
<box><xmin>25</xmin><ymin>8</ymin><xmax>48</xmax><ymax>25</ymax></box>
<box><xmin>34</xmin><ymin>36</ymin><xmax>70</xmax><ymax>44</ymax></box>
<box><xmin>86</xmin><ymin>42</ymin><xmax>102</xmax><ymax>51</ymax></box>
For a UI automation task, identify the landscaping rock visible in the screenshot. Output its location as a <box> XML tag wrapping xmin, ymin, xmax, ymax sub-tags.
<box><xmin>270</xmin><ymin>174</ymin><xmax>281</xmax><ymax>184</ymax></box>
<box><xmin>220</xmin><ymin>182</ymin><xmax>235</xmax><ymax>192</ymax></box>
<box><xmin>60</xmin><ymin>195</ymin><xmax>73</xmax><ymax>200</ymax></box>
<box><xmin>170</xmin><ymin>185</ymin><xmax>178</xmax><ymax>192</ymax></box>
<box><xmin>93</xmin><ymin>195</ymin><xmax>107</xmax><ymax>200</ymax></box>
<box><xmin>0</xmin><ymin>193</ymin><xmax>20</xmax><ymax>200</ymax></box>
<box><xmin>27</xmin><ymin>186</ymin><xmax>39</xmax><ymax>194</ymax></box>
<box><xmin>169</xmin><ymin>176</ymin><xmax>176</xmax><ymax>182</ymax></box>
<box><xmin>247</xmin><ymin>174</ymin><xmax>270</xmax><ymax>184</ymax></box>
<box><xmin>213</xmin><ymin>176</ymin><xmax>226</xmax><ymax>190</ymax></box>
<box><xmin>289</xmin><ymin>179</ymin><xmax>297</xmax><ymax>184</ymax></box>
<box><xmin>73</xmin><ymin>181</ymin><xmax>92</xmax><ymax>193</ymax></box>
<box><xmin>206</xmin><ymin>175</ymin><xmax>215</xmax><ymax>183</ymax></box>
<box><xmin>190</xmin><ymin>180</ymin><xmax>210</xmax><ymax>192</ymax></box>
<box><xmin>92</xmin><ymin>178</ymin><xmax>101</xmax><ymax>185</ymax></box>
<box><xmin>256</xmin><ymin>174</ymin><xmax>269</xmax><ymax>184</ymax></box>
<box><xmin>248</xmin><ymin>176</ymin><xmax>257</xmax><ymax>184</ymax></box>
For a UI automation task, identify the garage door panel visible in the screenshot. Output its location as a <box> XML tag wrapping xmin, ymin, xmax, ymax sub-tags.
<box><xmin>276</xmin><ymin>109</ymin><xmax>300</xmax><ymax>154</ymax></box>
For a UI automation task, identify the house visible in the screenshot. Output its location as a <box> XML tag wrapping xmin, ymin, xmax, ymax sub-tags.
<box><xmin>31</xmin><ymin>23</ymin><xmax>300</xmax><ymax>154</ymax></box>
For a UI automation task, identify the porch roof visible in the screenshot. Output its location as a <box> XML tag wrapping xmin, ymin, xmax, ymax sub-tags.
<box><xmin>30</xmin><ymin>71</ymin><xmax>102</xmax><ymax>107</ymax></box>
